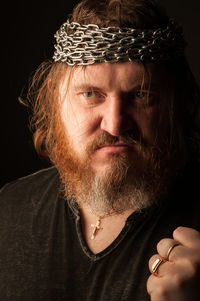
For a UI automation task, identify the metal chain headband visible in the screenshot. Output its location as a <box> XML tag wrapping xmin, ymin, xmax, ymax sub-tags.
<box><xmin>53</xmin><ymin>19</ymin><xmax>186</xmax><ymax>66</ymax></box>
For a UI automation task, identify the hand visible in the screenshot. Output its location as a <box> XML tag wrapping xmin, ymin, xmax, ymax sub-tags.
<box><xmin>147</xmin><ymin>227</ymin><xmax>200</xmax><ymax>301</ymax></box>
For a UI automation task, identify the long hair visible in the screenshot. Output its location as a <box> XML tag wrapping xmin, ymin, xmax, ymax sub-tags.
<box><xmin>24</xmin><ymin>0</ymin><xmax>200</xmax><ymax>164</ymax></box>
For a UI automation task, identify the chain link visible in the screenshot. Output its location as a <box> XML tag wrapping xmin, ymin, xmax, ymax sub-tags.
<box><xmin>53</xmin><ymin>19</ymin><xmax>185</xmax><ymax>66</ymax></box>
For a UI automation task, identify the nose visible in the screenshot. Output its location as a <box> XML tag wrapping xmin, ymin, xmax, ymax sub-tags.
<box><xmin>100</xmin><ymin>96</ymin><xmax>132</xmax><ymax>136</ymax></box>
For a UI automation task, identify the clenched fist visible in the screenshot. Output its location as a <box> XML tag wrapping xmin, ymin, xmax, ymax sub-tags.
<box><xmin>147</xmin><ymin>227</ymin><xmax>200</xmax><ymax>301</ymax></box>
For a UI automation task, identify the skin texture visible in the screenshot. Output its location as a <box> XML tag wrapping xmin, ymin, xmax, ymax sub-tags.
<box><xmin>61</xmin><ymin>61</ymin><xmax>167</xmax><ymax>175</ymax></box>
<box><xmin>59</xmin><ymin>61</ymin><xmax>200</xmax><ymax>299</ymax></box>
<box><xmin>147</xmin><ymin>227</ymin><xmax>200</xmax><ymax>301</ymax></box>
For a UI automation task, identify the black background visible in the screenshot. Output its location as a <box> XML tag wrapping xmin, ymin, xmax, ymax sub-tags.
<box><xmin>2</xmin><ymin>0</ymin><xmax>200</xmax><ymax>187</ymax></box>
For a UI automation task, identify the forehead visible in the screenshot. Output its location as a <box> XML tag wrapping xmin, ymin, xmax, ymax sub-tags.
<box><xmin>69</xmin><ymin>61</ymin><xmax>167</xmax><ymax>91</ymax></box>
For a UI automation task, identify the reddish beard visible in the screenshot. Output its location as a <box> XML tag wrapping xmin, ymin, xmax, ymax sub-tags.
<box><xmin>49</xmin><ymin>119</ymin><xmax>175</xmax><ymax>215</ymax></box>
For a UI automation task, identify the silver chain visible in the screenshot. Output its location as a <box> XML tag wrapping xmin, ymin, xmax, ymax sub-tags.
<box><xmin>53</xmin><ymin>19</ymin><xmax>185</xmax><ymax>66</ymax></box>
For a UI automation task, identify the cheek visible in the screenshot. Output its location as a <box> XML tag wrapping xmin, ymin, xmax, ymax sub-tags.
<box><xmin>133</xmin><ymin>108</ymin><xmax>158</xmax><ymax>142</ymax></box>
<box><xmin>61</xmin><ymin>101</ymin><xmax>100</xmax><ymax>150</ymax></box>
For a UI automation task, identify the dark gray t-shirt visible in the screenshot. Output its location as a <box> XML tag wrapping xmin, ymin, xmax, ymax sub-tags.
<box><xmin>0</xmin><ymin>165</ymin><xmax>199</xmax><ymax>300</ymax></box>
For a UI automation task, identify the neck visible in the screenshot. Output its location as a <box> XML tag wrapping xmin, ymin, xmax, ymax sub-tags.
<box><xmin>80</xmin><ymin>205</ymin><xmax>134</xmax><ymax>254</ymax></box>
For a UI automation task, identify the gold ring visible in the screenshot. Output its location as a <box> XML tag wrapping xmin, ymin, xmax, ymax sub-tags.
<box><xmin>152</xmin><ymin>258</ymin><xmax>164</xmax><ymax>275</ymax></box>
<box><xmin>167</xmin><ymin>243</ymin><xmax>180</xmax><ymax>260</ymax></box>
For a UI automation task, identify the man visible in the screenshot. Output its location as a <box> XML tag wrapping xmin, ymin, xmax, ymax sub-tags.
<box><xmin>0</xmin><ymin>0</ymin><xmax>200</xmax><ymax>300</ymax></box>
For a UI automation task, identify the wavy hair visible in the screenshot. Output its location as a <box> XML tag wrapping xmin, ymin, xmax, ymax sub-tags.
<box><xmin>24</xmin><ymin>0</ymin><xmax>200</xmax><ymax>164</ymax></box>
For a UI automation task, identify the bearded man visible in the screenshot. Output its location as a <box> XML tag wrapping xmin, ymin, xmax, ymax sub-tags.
<box><xmin>0</xmin><ymin>0</ymin><xmax>200</xmax><ymax>300</ymax></box>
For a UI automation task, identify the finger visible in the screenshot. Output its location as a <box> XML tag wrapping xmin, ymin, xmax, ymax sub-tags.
<box><xmin>158</xmin><ymin>239</ymin><xmax>200</xmax><ymax>265</ymax></box>
<box><xmin>173</xmin><ymin>227</ymin><xmax>200</xmax><ymax>248</ymax></box>
<box><xmin>149</xmin><ymin>255</ymin><xmax>190</xmax><ymax>278</ymax></box>
<box><xmin>157</xmin><ymin>238</ymin><xmax>181</xmax><ymax>260</ymax></box>
<box><xmin>146</xmin><ymin>267</ymin><xmax>193</xmax><ymax>301</ymax></box>
<box><xmin>149</xmin><ymin>250</ymin><xmax>200</xmax><ymax>288</ymax></box>
<box><xmin>147</xmin><ymin>274</ymin><xmax>170</xmax><ymax>301</ymax></box>
<box><xmin>149</xmin><ymin>254</ymin><xmax>165</xmax><ymax>275</ymax></box>
<box><xmin>146</xmin><ymin>274</ymin><xmax>159</xmax><ymax>297</ymax></box>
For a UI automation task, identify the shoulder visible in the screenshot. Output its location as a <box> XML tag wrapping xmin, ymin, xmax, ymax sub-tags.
<box><xmin>0</xmin><ymin>166</ymin><xmax>60</xmax><ymax>203</ymax></box>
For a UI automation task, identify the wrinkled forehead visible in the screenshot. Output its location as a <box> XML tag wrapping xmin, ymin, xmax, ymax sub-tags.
<box><xmin>63</xmin><ymin>61</ymin><xmax>170</xmax><ymax>92</ymax></box>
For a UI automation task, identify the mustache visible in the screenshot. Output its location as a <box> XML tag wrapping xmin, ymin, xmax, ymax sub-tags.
<box><xmin>86</xmin><ymin>131</ymin><xmax>147</xmax><ymax>155</ymax></box>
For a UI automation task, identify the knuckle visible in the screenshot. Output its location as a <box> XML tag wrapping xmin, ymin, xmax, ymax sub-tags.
<box><xmin>173</xmin><ymin>226</ymin><xmax>200</xmax><ymax>238</ymax></box>
<box><xmin>173</xmin><ymin>226</ymin><xmax>183</xmax><ymax>235</ymax></box>
<box><xmin>172</xmin><ymin>261</ymin><xmax>200</xmax><ymax>290</ymax></box>
<box><xmin>149</xmin><ymin>254</ymin><xmax>159</xmax><ymax>264</ymax></box>
<box><xmin>186</xmin><ymin>258</ymin><xmax>200</xmax><ymax>278</ymax></box>
<box><xmin>156</xmin><ymin>283</ymin><xmax>169</xmax><ymax>299</ymax></box>
<box><xmin>173</xmin><ymin>273</ymin><xmax>185</xmax><ymax>289</ymax></box>
<box><xmin>146</xmin><ymin>274</ymin><xmax>153</xmax><ymax>293</ymax></box>
<box><xmin>157</xmin><ymin>238</ymin><xmax>172</xmax><ymax>254</ymax></box>
<box><xmin>157</xmin><ymin>238</ymin><xmax>166</xmax><ymax>248</ymax></box>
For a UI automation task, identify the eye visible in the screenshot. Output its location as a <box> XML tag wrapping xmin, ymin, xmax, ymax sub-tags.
<box><xmin>83</xmin><ymin>91</ymin><xmax>97</xmax><ymax>98</ymax></box>
<box><xmin>81</xmin><ymin>91</ymin><xmax>105</xmax><ymax>106</ymax></box>
<box><xmin>134</xmin><ymin>90</ymin><xmax>158</xmax><ymax>107</ymax></box>
<box><xmin>135</xmin><ymin>91</ymin><xmax>148</xmax><ymax>99</ymax></box>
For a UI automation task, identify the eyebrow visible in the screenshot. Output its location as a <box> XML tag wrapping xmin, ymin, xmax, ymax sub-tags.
<box><xmin>73</xmin><ymin>82</ymin><xmax>160</xmax><ymax>93</ymax></box>
<box><xmin>73</xmin><ymin>84</ymin><xmax>103</xmax><ymax>91</ymax></box>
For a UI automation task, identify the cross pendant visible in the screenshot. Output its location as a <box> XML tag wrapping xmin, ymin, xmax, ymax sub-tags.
<box><xmin>91</xmin><ymin>218</ymin><xmax>101</xmax><ymax>240</ymax></box>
